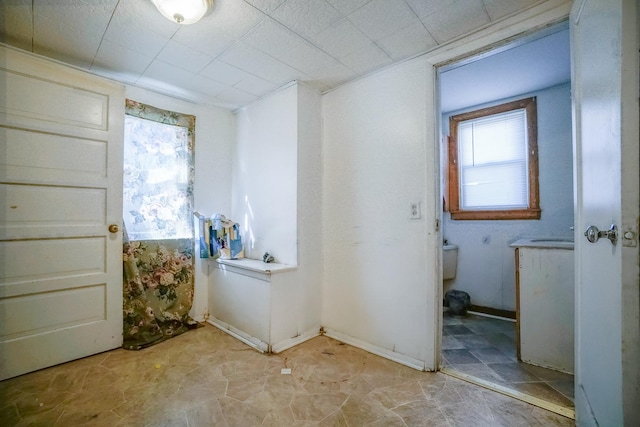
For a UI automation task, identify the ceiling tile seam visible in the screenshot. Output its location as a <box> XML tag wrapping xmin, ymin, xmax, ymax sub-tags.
<box><xmin>173</xmin><ymin>11</ymin><xmax>270</xmax><ymax>81</ymax></box>
<box><xmin>89</xmin><ymin>0</ymin><xmax>123</xmax><ymax>70</ymax></box>
<box><xmin>133</xmin><ymin>31</ymin><xmax>183</xmax><ymax>86</ymax></box>
<box><xmin>400</xmin><ymin>0</ymin><xmax>439</xmax><ymax>49</ymax></box>
<box><xmin>479</xmin><ymin>0</ymin><xmax>492</xmax><ymax>22</ymax></box>
<box><xmin>241</xmin><ymin>14</ymin><xmax>362</xmax><ymax>81</ymax></box>
<box><xmin>445</xmin><ymin>0</ymin><xmax>557</xmax><ymax>50</ymax></box>
<box><xmin>204</xmin><ymin>37</ymin><xmax>311</xmax><ymax>86</ymax></box>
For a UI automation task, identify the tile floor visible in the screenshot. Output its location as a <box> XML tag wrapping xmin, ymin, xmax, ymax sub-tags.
<box><xmin>0</xmin><ymin>323</ymin><xmax>574</xmax><ymax>426</ymax></box>
<box><xmin>441</xmin><ymin>311</ymin><xmax>575</xmax><ymax>413</ymax></box>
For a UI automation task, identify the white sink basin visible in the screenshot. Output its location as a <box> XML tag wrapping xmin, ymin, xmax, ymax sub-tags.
<box><xmin>510</xmin><ymin>238</ymin><xmax>574</xmax><ymax>249</ymax></box>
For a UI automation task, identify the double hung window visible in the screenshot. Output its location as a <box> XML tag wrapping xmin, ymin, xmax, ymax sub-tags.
<box><xmin>447</xmin><ymin>97</ymin><xmax>540</xmax><ymax>220</ymax></box>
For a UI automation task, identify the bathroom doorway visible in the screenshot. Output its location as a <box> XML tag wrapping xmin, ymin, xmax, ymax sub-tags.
<box><xmin>437</xmin><ymin>22</ymin><xmax>575</xmax><ymax>418</ymax></box>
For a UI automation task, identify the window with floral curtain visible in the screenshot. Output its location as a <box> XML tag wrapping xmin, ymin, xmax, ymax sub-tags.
<box><xmin>122</xmin><ymin>99</ymin><xmax>197</xmax><ymax>350</ymax></box>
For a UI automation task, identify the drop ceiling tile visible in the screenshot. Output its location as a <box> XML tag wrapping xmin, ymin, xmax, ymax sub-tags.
<box><xmin>377</xmin><ymin>22</ymin><xmax>437</xmax><ymax>60</ymax></box>
<box><xmin>0</xmin><ymin>0</ymin><xmax>33</xmax><ymax>51</ymax></box>
<box><xmin>311</xmin><ymin>19</ymin><xmax>372</xmax><ymax>59</ymax></box>
<box><xmin>156</xmin><ymin>40</ymin><xmax>213</xmax><ymax>73</ymax></box>
<box><xmin>137</xmin><ymin>60</ymin><xmax>213</xmax><ymax>101</ymax></box>
<box><xmin>233</xmin><ymin>75</ymin><xmax>278</xmax><ymax>96</ymax></box>
<box><xmin>421</xmin><ymin>0</ymin><xmax>491</xmax><ymax>44</ymax></box>
<box><xmin>242</xmin><ymin>18</ymin><xmax>336</xmax><ymax>75</ymax></box>
<box><xmin>347</xmin><ymin>0</ymin><xmax>421</xmax><ymax>41</ymax></box>
<box><xmin>483</xmin><ymin>0</ymin><xmax>542</xmax><ymax>21</ymax></box>
<box><xmin>243</xmin><ymin>0</ymin><xmax>288</xmax><ymax>14</ymax></box>
<box><xmin>404</xmin><ymin>0</ymin><xmax>456</xmax><ymax>19</ymax></box>
<box><xmin>305</xmin><ymin>61</ymin><xmax>358</xmax><ymax>88</ymax></box>
<box><xmin>34</xmin><ymin>0</ymin><xmax>117</xmax><ymax>40</ymax></box>
<box><xmin>140</xmin><ymin>59</ymin><xmax>194</xmax><ymax>84</ymax></box>
<box><xmin>172</xmin><ymin>0</ymin><xmax>266</xmax><ymax>57</ymax></box>
<box><xmin>325</xmin><ymin>0</ymin><xmax>372</xmax><ymax>15</ymax></box>
<box><xmin>92</xmin><ymin>39</ymin><xmax>154</xmax><ymax>83</ymax></box>
<box><xmin>270</xmin><ymin>0</ymin><xmax>342</xmax><ymax>38</ymax></box>
<box><xmin>110</xmin><ymin>0</ymin><xmax>179</xmax><ymax>38</ymax></box>
<box><xmin>200</xmin><ymin>60</ymin><xmax>252</xmax><ymax>86</ymax></box>
<box><xmin>219</xmin><ymin>42</ymin><xmax>303</xmax><ymax>85</ymax></box>
<box><xmin>32</xmin><ymin>13</ymin><xmax>102</xmax><ymax>68</ymax></box>
<box><xmin>181</xmin><ymin>74</ymin><xmax>228</xmax><ymax>97</ymax></box>
<box><xmin>103</xmin><ymin>16</ymin><xmax>170</xmax><ymax>58</ymax></box>
<box><xmin>215</xmin><ymin>86</ymin><xmax>258</xmax><ymax>108</ymax></box>
<box><xmin>339</xmin><ymin>42</ymin><xmax>392</xmax><ymax>75</ymax></box>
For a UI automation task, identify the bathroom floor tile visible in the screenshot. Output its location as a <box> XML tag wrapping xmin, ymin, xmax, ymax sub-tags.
<box><xmin>455</xmin><ymin>333</ymin><xmax>493</xmax><ymax>349</ymax></box>
<box><xmin>441</xmin><ymin>335</ymin><xmax>465</xmax><ymax>350</ymax></box>
<box><xmin>441</xmin><ymin>313</ymin><xmax>575</xmax><ymax>417</ymax></box>
<box><xmin>469</xmin><ymin>347</ymin><xmax>513</xmax><ymax>364</ymax></box>
<box><xmin>547</xmin><ymin>379</ymin><xmax>575</xmax><ymax>401</ymax></box>
<box><xmin>443</xmin><ymin>324</ymin><xmax>474</xmax><ymax>336</ymax></box>
<box><xmin>441</xmin><ymin>349</ymin><xmax>481</xmax><ymax>364</ymax></box>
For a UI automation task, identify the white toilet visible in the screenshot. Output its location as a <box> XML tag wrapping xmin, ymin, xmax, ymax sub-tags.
<box><xmin>443</xmin><ymin>243</ymin><xmax>458</xmax><ymax>280</ymax></box>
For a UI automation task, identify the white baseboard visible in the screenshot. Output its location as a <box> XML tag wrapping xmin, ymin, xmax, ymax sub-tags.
<box><xmin>207</xmin><ymin>317</ymin><xmax>269</xmax><ymax>353</ymax></box>
<box><xmin>323</xmin><ymin>328</ymin><xmax>426</xmax><ymax>371</ymax></box>
<box><xmin>271</xmin><ymin>328</ymin><xmax>321</xmax><ymax>353</ymax></box>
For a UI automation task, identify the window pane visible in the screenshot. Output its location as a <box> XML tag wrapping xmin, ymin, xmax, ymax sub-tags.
<box><xmin>457</xmin><ymin>108</ymin><xmax>529</xmax><ymax>210</ymax></box>
<box><xmin>461</xmin><ymin>161</ymin><xmax>528</xmax><ymax>209</ymax></box>
<box><xmin>459</xmin><ymin>110</ymin><xmax>527</xmax><ymax>166</ymax></box>
<box><xmin>123</xmin><ymin>115</ymin><xmax>193</xmax><ymax>240</ymax></box>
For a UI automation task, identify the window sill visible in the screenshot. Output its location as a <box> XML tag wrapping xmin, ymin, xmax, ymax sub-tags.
<box><xmin>449</xmin><ymin>209</ymin><xmax>541</xmax><ymax>221</ymax></box>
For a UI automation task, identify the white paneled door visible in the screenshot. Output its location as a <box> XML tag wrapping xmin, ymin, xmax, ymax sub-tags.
<box><xmin>571</xmin><ymin>0</ymin><xmax>640</xmax><ymax>425</ymax></box>
<box><xmin>0</xmin><ymin>46</ymin><xmax>124</xmax><ymax>380</ymax></box>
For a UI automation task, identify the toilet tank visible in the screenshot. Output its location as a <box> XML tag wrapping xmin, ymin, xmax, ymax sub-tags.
<box><xmin>443</xmin><ymin>244</ymin><xmax>458</xmax><ymax>280</ymax></box>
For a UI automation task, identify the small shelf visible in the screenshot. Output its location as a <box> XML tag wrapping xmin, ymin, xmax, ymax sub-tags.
<box><xmin>216</xmin><ymin>258</ymin><xmax>297</xmax><ymax>274</ymax></box>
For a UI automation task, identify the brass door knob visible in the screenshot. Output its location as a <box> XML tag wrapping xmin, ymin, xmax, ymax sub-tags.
<box><xmin>108</xmin><ymin>224</ymin><xmax>119</xmax><ymax>233</ymax></box>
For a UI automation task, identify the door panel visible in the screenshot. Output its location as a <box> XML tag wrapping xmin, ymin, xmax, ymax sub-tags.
<box><xmin>571</xmin><ymin>0</ymin><xmax>640</xmax><ymax>425</ymax></box>
<box><xmin>0</xmin><ymin>46</ymin><xmax>124</xmax><ymax>380</ymax></box>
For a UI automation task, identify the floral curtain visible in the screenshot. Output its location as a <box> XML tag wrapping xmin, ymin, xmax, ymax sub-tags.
<box><xmin>122</xmin><ymin>100</ymin><xmax>197</xmax><ymax>350</ymax></box>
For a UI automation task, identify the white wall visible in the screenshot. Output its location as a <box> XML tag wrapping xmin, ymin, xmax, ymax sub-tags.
<box><xmin>322</xmin><ymin>58</ymin><xmax>436</xmax><ymax>368</ymax></box>
<box><xmin>220</xmin><ymin>82</ymin><xmax>323</xmax><ymax>345</ymax></box>
<box><xmin>295</xmin><ymin>83</ymin><xmax>324</xmax><ymax>334</ymax></box>
<box><xmin>125</xmin><ymin>85</ymin><xmax>235</xmax><ymax>321</ymax></box>
<box><xmin>442</xmin><ymin>83</ymin><xmax>573</xmax><ymax>311</ymax></box>
<box><xmin>232</xmin><ymin>84</ymin><xmax>298</xmax><ymax>265</ymax></box>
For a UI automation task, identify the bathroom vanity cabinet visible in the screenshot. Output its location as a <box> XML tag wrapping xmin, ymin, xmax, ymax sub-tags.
<box><xmin>512</xmin><ymin>239</ymin><xmax>574</xmax><ymax>374</ymax></box>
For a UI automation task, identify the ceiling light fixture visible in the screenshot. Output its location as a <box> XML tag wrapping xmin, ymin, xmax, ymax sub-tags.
<box><xmin>151</xmin><ymin>0</ymin><xmax>213</xmax><ymax>25</ymax></box>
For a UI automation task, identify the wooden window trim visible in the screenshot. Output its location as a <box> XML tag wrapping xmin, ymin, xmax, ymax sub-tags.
<box><xmin>447</xmin><ymin>97</ymin><xmax>540</xmax><ymax>221</ymax></box>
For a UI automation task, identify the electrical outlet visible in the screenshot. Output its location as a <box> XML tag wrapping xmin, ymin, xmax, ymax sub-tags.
<box><xmin>410</xmin><ymin>202</ymin><xmax>421</xmax><ymax>219</ymax></box>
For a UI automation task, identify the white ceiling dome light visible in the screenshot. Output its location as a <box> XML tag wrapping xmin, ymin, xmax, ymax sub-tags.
<box><xmin>151</xmin><ymin>0</ymin><xmax>213</xmax><ymax>25</ymax></box>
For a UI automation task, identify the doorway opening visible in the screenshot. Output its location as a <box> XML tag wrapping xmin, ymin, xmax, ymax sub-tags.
<box><xmin>437</xmin><ymin>22</ymin><xmax>575</xmax><ymax>418</ymax></box>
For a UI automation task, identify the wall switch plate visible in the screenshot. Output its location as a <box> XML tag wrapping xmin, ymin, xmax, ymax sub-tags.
<box><xmin>410</xmin><ymin>202</ymin><xmax>421</xmax><ymax>219</ymax></box>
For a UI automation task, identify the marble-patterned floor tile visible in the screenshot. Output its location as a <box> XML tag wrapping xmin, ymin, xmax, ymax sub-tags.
<box><xmin>392</xmin><ymin>399</ymin><xmax>451</xmax><ymax>426</ymax></box>
<box><xmin>340</xmin><ymin>393</ymin><xmax>389</xmax><ymax>425</ymax></box>
<box><xmin>290</xmin><ymin>392</ymin><xmax>348</xmax><ymax>422</ymax></box>
<box><xmin>1</xmin><ymin>323</ymin><xmax>576</xmax><ymax>427</ymax></box>
<box><xmin>368</xmin><ymin>379</ymin><xmax>426</xmax><ymax>409</ymax></box>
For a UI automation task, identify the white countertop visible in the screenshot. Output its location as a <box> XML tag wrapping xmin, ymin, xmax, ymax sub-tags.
<box><xmin>510</xmin><ymin>238</ymin><xmax>574</xmax><ymax>250</ymax></box>
<box><xmin>216</xmin><ymin>258</ymin><xmax>297</xmax><ymax>274</ymax></box>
